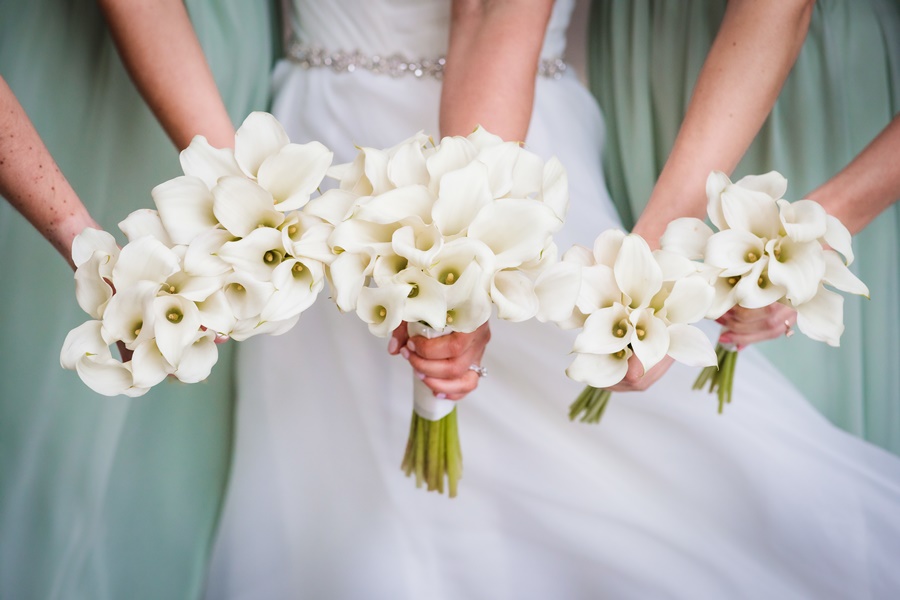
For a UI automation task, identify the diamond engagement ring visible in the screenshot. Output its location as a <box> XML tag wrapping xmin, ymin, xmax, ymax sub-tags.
<box><xmin>784</xmin><ymin>320</ymin><xmax>795</xmax><ymax>338</ymax></box>
<box><xmin>468</xmin><ymin>364</ymin><xmax>488</xmax><ymax>378</ymax></box>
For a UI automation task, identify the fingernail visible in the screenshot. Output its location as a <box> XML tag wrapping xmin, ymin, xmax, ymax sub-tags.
<box><xmin>736</xmin><ymin>344</ymin><xmax>746</xmax><ymax>352</ymax></box>
<box><xmin>435</xmin><ymin>392</ymin><xmax>447</xmax><ymax>399</ymax></box>
<box><xmin>719</xmin><ymin>334</ymin><xmax>732</xmax><ymax>344</ymax></box>
<box><xmin>388</xmin><ymin>338</ymin><xmax>399</xmax><ymax>354</ymax></box>
<box><xmin>400</xmin><ymin>347</ymin><xmax>410</xmax><ymax>359</ymax></box>
<box><xmin>416</xmin><ymin>371</ymin><xmax>425</xmax><ymax>380</ymax></box>
<box><xmin>407</xmin><ymin>340</ymin><xmax>416</xmax><ymax>352</ymax></box>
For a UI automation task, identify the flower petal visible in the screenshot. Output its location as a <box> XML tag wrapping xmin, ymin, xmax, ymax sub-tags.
<box><xmin>490</xmin><ymin>270</ymin><xmax>539</xmax><ymax>322</ymax></box>
<box><xmin>628</xmin><ymin>308</ymin><xmax>670</xmax><ymax>372</ymax></box>
<box><xmin>328</xmin><ymin>251</ymin><xmax>374</xmax><ymax>312</ymax></box>
<box><xmin>174</xmin><ymin>330</ymin><xmax>219</xmax><ymax>383</ymax></box>
<box><xmin>573</xmin><ymin>304</ymin><xmax>632</xmax><ymax>355</ymax></box>
<box><xmin>196</xmin><ymin>290</ymin><xmax>238</xmax><ymax>335</ymax></box>
<box><xmin>151</xmin><ymin>175</ymin><xmax>219</xmax><ymax>245</ymax></box>
<box><xmin>538</xmin><ymin>156</ymin><xmax>569</xmax><ymax>222</ymax></box>
<box><xmin>71</xmin><ymin>228</ymin><xmax>119</xmax><ymax>270</ymax></box>
<box><xmin>396</xmin><ymin>268</ymin><xmax>448</xmax><ymax>329</ymax></box>
<box><xmin>432</xmin><ymin>161</ymin><xmax>492</xmax><ymax>236</ymax></box>
<box><xmin>704</xmin><ymin>229</ymin><xmax>765</xmax><ymax>277</ymax></box>
<box><xmin>734</xmin><ymin>171</ymin><xmax>788</xmax><ymax>200</ymax></box>
<box><xmin>387</xmin><ymin>139</ymin><xmax>429</xmax><ymax>188</ymax></box>
<box><xmin>660</xmin><ymin>218</ymin><xmax>713</xmax><ymax>260</ymax></box>
<box><xmin>765</xmin><ymin>237</ymin><xmax>825</xmax><ymax>305</ymax></box>
<box><xmin>60</xmin><ymin>320</ymin><xmax>112</xmax><ymax>370</ymax></box>
<box><xmin>75</xmin><ymin>356</ymin><xmax>137</xmax><ymax>397</ymax></box>
<box><xmin>356</xmin><ymin>283</ymin><xmax>412</xmax><ymax>338</ymax></box>
<box><xmin>565</xmin><ymin>349</ymin><xmax>631</xmax><ymax>388</ymax></box>
<box><xmin>733</xmin><ymin>257</ymin><xmax>787</xmax><ymax>309</ymax></box>
<box><xmin>823</xmin><ymin>214</ymin><xmax>854</xmax><ymax>265</ymax></box>
<box><xmin>777</xmin><ymin>199</ymin><xmax>827</xmax><ymax>243</ymax></box>
<box><xmin>183</xmin><ymin>228</ymin><xmax>234</xmax><ymax>276</ymax></box>
<box><xmin>131</xmin><ymin>338</ymin><xmax>173</xmax><ymax>389</ymax></box>
<box><xmin>392</xmin><ymin>222</ymin><xmax>443</xmax><ymax>269</ymax></box>
<box><xmin>614</xmin><ymin>234</ymin><xmax>662</xmax><ymax>309</ymax></box>
<box><xmin>217</xmin><ymin>227</ymin><xmax>286</xmax><ymax>282</ymax></box>
<box><xmin>118</xmin><ymin>209</ymin><xmax>173</xmax><ymax>246</ymax></box>
<box><xmin>795</xmin><ymin>285</ymin><xmax>844</xmax><ymax>346</ymax></box>
<box><xmin>74</xmin><ymin>253</ymin><xmax>115</xmax><ymax>319</ymax></box>
<box><xmin>303</xmin><ymin>188</ymin><xmax>359</xmax><ymax>225</ymax></box>
<box><xmin>234</xmin><ymin>111</ymin><xmax>290</xmax><ymax>178</ymax></box>
<box><xmin>822</xmin><ymin>250</ymin><xmax>869</xmax><ymax>297</ymax></box>
<box><xmin>179</xmin><ymin>136</ymin><xmax>242</xmax><ymax>188</ymax></box>
<box><xmin>534</xmin><ymin>260</ymin><xmax>581</xmax><ymax>323</ymax></box>
<box><xmin>705</xmin><ymin>171</ymin><xmax>731</xmax><ymax>231</ymax></box>
<box><xmin>258</xmin><ymin>141</ymin><xmax>333</xmax><ymax>211</ymax></box>
<box><xmin>151</xmin><ymin>295</ymin><xmax>202</xmax><ymax>366</ymax></box>
<box><xmin>352</xmin><ymin>184</ymin><xmax>435</xmax><ymax>225</ymax></box>
<box><xmin>212</xmin><ymin>176</ymin><xmax>285</xmax><ymax>238</ymax></box>
<box><xmin>666</xmin><ymin>323</ymin><xmax>717</xmax><ymax>367</ymax></box>
<box><xmin>721</xmin><ymin>185</ymin><xmax>780</xmax><ymax>238</ymax></box>
<box><xmin>467</xmin><ymin>199</ymin><xmax>557</xmax><ymax>269</ymax></box>
<box><xmin>112</xmin><ymin>236</ymin><xmax>182</xmax><ymax>289</ymax></box>
<box><xmin>425</xmin><ymin>135</ymin><xmax>477</xmax><ymax>189</ymax></box>
<box><xmin>663</xmin><ymin>275</ymin><xmax>715</xmax><ymax>324</ymax></box>
<box><xmin>261</xmin><ymin>258</ymin><xmax>325</xmax><ymax>321</ymax></box>
<box><xmin>592</xmin><ymin>229</ymin><xmax>626</xmax><ymax>267</ymax></box>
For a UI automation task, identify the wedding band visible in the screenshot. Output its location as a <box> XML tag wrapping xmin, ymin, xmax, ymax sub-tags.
<box><xmin>784</xmin><ymin>320</ymin><xmax>795</xmax><ymax>338</ymax></box>
<box><xmin>468</xmin><ymin>364</ymin><xmax>488</xmax><ymax>378</ymax></box>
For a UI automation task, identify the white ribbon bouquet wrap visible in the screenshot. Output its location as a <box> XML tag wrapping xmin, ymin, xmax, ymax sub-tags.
<box><xmin>318</xmin><ymin>127</ymin><xmax>578</xmax><ymax>496</ymax></box>
<box><xmin>660</xmin><ymin>170</ymin><xmax>869</xmax><ymax>410</ymax></box>
<box><xmin>62</xmin><ymin>112</ymin><xmax>334</xmax><ymax>396</ymax></box>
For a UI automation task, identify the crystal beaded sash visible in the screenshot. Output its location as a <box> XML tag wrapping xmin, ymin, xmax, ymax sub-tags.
<box><xmin>286</xmin><ymin>41</ymin><xmax>568</xmax><ymax>80</ymax></box>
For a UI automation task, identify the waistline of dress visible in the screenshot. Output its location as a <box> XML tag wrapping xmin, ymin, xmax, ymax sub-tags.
<box><xmin>286</xmin><ymin>41</ymin><xmax>568</xmax><ymax>81</ymax></box>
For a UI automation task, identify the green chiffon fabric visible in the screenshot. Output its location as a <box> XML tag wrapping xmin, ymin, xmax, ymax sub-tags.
<box><xmin>0</xmin><ymin>1</ymin><xmax>275</xmax><ymax>598</ymax></box>
<box><xmin>588</xmin><ymin>0</ymin><xmax>900</xmax><ymax>454</ymax></box>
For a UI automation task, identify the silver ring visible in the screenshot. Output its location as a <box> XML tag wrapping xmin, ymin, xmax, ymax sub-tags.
<box><xmin>468</xmin><ymin>364</ymin><xmax>488</xmax><ymax>378</ymax></box>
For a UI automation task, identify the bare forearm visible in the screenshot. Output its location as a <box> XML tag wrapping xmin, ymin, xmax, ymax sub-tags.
<box><xmin>440</xmin><ymin>0</ymin><xmax>554</xmax><ymax>140</ymax></box>
<box><xmin>0</xmin><ymin>78</ymin><xmax>98</xmax><ymax>269</ymax></box>
<box><xmin>633</xmin><ymin>0</ymin><xmax>815</xmax><ymax>247</ymax></box>
<box><xmin>806</xmin><ymin>114</ymin><xmax>900</xmax><ymax>234</ymax></box>
<box><xmin>97</xmin><ymin>0</ymin><xmax>235</xmax><ymax>149</ymax></box>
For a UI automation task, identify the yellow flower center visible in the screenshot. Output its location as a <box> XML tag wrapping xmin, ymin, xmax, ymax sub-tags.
<box><xmin>613</xmin><ymin>319</ymin><xmax>629</xmax><ymax>338</ymax></box>
<box><xmin>614</xmin><ymin>349</ymin><xmax>627</xmax><ymax>360</ymax></box>
<box><xmin>745</xmin><ymin>251</ymin><xmax>759</xmax><ymax>263</ymax></box>
<box><xmin>636</xmin><ymin>327</ymin><xmax>646</xmax><ymax>340</ymax></box>
<box><xmin>166</xmin><ymin>309</ymin><xmax>183</xmax><ymax>324</ymax></box>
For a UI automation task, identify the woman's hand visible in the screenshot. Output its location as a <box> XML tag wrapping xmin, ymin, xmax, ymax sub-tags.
<box><xmin>606</xmin><ymin>355</ymin><xmax>675</xmax><ymax>393</ymax></box>
<box><xmin>717</xmin><ymin>304</ymin><xmax>797</xmax><ymax>349</ymax></box>
<box><xmin>390</xmin><ymin>322</ymin><xmax>491</xmax><ymax>401</ymax></box>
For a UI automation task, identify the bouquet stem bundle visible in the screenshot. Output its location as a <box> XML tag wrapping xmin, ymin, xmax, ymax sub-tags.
<box><xmin>568</xmin><ymin>386</ymin><xmax>612</xmax><ymax>424</ymax></box>
<box><xmin>401</xmin><ymin>408</ymin><xmax>462</xmax><ymax>497</ymax></box>
<box><xmin>693</xmin><ymin>343</ymin><xmax>737</xmax><ymax>413</ymax></box>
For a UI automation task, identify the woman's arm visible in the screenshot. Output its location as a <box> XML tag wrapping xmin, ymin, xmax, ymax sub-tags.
<box><xmin>96</xmin><ymin>0</ymin><xmax>235</xmax><ymax>149</ymax></box>
<box><xmin>632</xmin><ymin>0</ymin><xmax>816</xmax><ymax>248</ymax></box>
<box><xmin>0</xmin><ymin>76</ymin><xmax>99</xmax><ymax>269</ymax></box>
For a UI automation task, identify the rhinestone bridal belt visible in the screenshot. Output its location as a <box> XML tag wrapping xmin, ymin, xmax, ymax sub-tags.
<box><xmin>286</xmin><ymin>42</ymin><xmax>568</xmax><ymax>80</ymax></box>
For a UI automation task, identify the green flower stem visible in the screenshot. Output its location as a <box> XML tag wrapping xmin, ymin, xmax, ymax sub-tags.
<box><xmin>400</xmin><ymin>407</ymin><xmax>463</xmax><ymax>498</ymax></box>
<box><xmin>693</xmin><ymin>343</ymin><xmax>739</xmax><ymax>413</ymax></box>
<box><xmin>568</xmin><ymin>385</ymin><xmax>612</xmax><ymax>424</ymax></box>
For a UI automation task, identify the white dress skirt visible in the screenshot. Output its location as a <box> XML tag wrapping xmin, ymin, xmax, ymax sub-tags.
<box><xmin>204</xmin><ymin>1</ymin><xmax>900</xmax><ymax>598</ymax></box>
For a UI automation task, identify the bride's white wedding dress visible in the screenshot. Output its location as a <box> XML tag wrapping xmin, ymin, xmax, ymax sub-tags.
<box><xmin>204</xmin><ymin>1</ymin><xmax>900</xmax><ymax>598</ymax></box>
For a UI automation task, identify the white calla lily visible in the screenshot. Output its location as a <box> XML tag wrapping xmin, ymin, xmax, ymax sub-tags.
<box><xmin>118</xmin><ymin>209</ymin><xmax>173</xmax><ymax>246</ymax></box>
<box><xmin>352</xmin><ymin>185</ymin><xmax>435</xmax><ymax>225</ymax></box>
<box><xmin>561</xmin><ymin>244</ymin><xmax>594</xmax><ymax>267</ymax></box>
<box><xmin>822</xmin><ymin>250</ymin><xmax>869</xmax><ymax>297</ymax></box>
<box><xmin>432</xmin><ymin>161</ymin><xmax>492</xmax><ymax>236</ymax></box>
<box><xmin>222</xmin><ymin>273</ymin><xmax>275</xmax><ymax>320</ymax></box>
<box><xmin>131</xmin><ymin>338</ymin><xmax>174</xmax><ymax>389</ymax></box>
<box><xmin>475</xmin><ymin>140</ymin><xmax>521</xmax><ymax>198</ymax></box>
<box><xmin>160</xmin><ymin>270</ymin><xmax>224</xmax><ymax>303</ymax></box>
<box><xmin>74</xmin><ymin>252</ymin><xmax>115</xmax><ymax>319</ymax></box>
<box><xmin>303</xmin><ymin>188</ymin><xmax>359</xmax><ymax>225</ymax></box>
<box><xmin>764</xmin><ymin>236</ymin><xmax>826</xmax><ymax>305</ymax></box>
<box><xmin>150</xmin><ymin>294</ymin><xmax>202</xmax><ymax>367</ymax></box>
<box><xmin>735</xmin><ymin>171</ymin><xmax>788</xmax><ymax>200</ymax></box>
<box><xmin>329</xmin><ymin>154</ymin><xmax>373</xmax><ymax>196</ymax></box>
<box><xmin>233</xmin><ymin>111</ymin><xmax>290</xmax><ymax>179</ymax></box>
<box><xmin>212</xmin><ymin>176</ymin><xmax>285</xmax><ymax>237</ymax></box>
<box><xmin>592</xmin><ymin>228</ymin><xmax>626</xmax><ymax>267</ymax></box>
<box><xmin>261</xmin><ymin>258</ymin><xmax>325</xmax><ymax>322</ymax></box>
<box><xmin>705</xmin><ymin>171</ymin><xmax>732</xmax><ymax>231</ymax></box>
<box><xmin>372</xmin><ymin>253</ymin><xmax>410</xmax><ymax>286</ymax></box>
<box><xmin>795</xmin><ymin>285</ymin><xmax>844</xmax><ymax>346</ymax></box>
<box><xmin>101</xmin><ymin>280</ymin><xmax>158</xmax><ymax>348</ymax></box>
<box><xmin>356</xmin><ymin>283</ymin><xmax>413</xmax><ymax>338</ymax></box>
<box><xmin>387</xmin><ymin>138</ymin><xmax>429</xmax><ymax>188</ymax></box>
<box><xmin>330</xmin><ymin>219</ymin><xmax>398</xmax><ymax>256</ymax></box>
<box><xmin>444</xmin><ymin>264</ymin><xmax>493</xmax><ymax>332</ymax></box>
<box><xmin>328</xmin><ymin>250</ymin><xmax>374</xmax><ymax>312</ymax></box>
<box><xmin>392</xmin><ymin>221</ymin><xmax>443</xmax><ymax>269</ymax></box>
<box><xmin>425</xmin><ymin>135</ymin><xmax>477</xmax><ymax>188</ymax></box>
<box><xmin>508</xmin><ymin>146</ymin><xmax>543</xmax><ymax>198</ymax></box>
<box><xmin>662</xmin><ymin>275</ymin><xmax>715</xmax><ymax>324</ymax></box>
<box><xmin>396</xmin><ymin>267</ymin><xmax>448</xmax><ymax>329</ymax></box>
<box><xmin>777</xmin><ymin>198</ymin><xmax>828</xmax><ymax>242</ymax></box>
<box><xmin>490</xmin><ymin>269</ymin><xmax>539</xmax><ymax>322</ymax></box>
<box><xmin>60</xmin><ymin>320</ymin><xmax>111</xmax><ymax>370</ymax></box>
<box><xmin>466</xmin><ymin>125</ymin><xmax>504</xmax><ymax>151</ymax></box>
<box><xmin>467</xmin><ymin>199</ymin><xmax>557</xmax><ymax>269</ymax></box>
<box><xmin>660</xmin><ymin>218</ymin><xmax>713</xmax><ymax>260</ymax></box>
<box><xmin>179</xmin><ymin>136</ymin><xmax>242</xmax><ymax>189</ymax></box>
<box><xmin>229</xmin><ymin>313</ymin><xmax>301</xmax><ymax>342</ymax></box>
<box><xmin>577</xmin><ymin>264</ymin><xmax>621</xmax><ymax>314</ymax></box>
<box><xmin>566</xmin><ymin>347</ymin><xmax>632</xmax><ymax>389</ymax></box>
<box><xmin>217</xmin><ymin>227</ymin><xmax>287</xmax><ymax>282</ymax></box>
<box><xmin>61</xmin><ymin>320</ymin><xmax>140</xmax><ymax>397</ymax></box>
<box><xmin>666</xmin><ymin>324</ymin><xmax>717</xmax><ymax>367</ymax></box>
<box><xmin>111</xmin><ymin>236</ymin><xmax>181</xmax><ymax>289</ymax></box>
<box><xmin>704</xmin><ymin>228</ymin><xmax>766</xmax><ymax>277</ymax></box>
<box><xmin>174</xmin><ymin>330</ymin><xmax>219</xmax><ymax>383</ymax></box>
<box><xmin>282</xmin><ymin>213</ymin><xmax>334</xmax><ymax>264</ymax></box>
<box><xmin>707</xmin><ymin>274</ymin><xmax>741</xmax><ymax>319</ymax></box>
<box><xmin>573</xmin><ymin>303</ymin><xmax>632</xmax><ymax>355</ymax></box>
<box><xmin>628</xmin><ymin>308</ymin><xmax>669</xmax><ymax>373</ymax></box>
<box><xmin>196</xmin><ymin>290</ymin><xmax>237</xmax><ymax>335</ymax></box>
<box><xmin>614</xmin><ymin>234</ymin><xmax>661</xmax><ymax>310</ymax></box>
<box><xmin>538</xmin><ymin>156</ymin><xmax>568</xmax><ymax>222</ymax></box>
<box><xmin>72</xmin><ymin>228</ymin><xmax>119</xmax><ymax>269</ymax></box>
<box><xmin>720</xmin><ymin>186</ymin><xmax>781</xmax><ymax>239</ymax></box>
<box><xmin>257</xmin><ymin>141</ymin><xmax>333</xmax><ymax>210</ymax></box>
<box><xmin>534</xmin><ymin>260</ymin><xmax>581</xmax><ymax>323</ymax></box>
<box><xmin>360</xmin><ymin>147</ymin><xmax>392</xmax><ymax>195</ymax></box>
<box><xmin>152</xmin><ymin>175</ymin><xmax>218</xmax><ymax>245</ymax></box>
<box><xmin>732</xmin><ymin>257</ymin><xmax>787</xmax><ymax>309</ymax></box>
<box><xmin>183</xmin><ymin>228</ymin><xmax>234</xmax><ymax>277</ymax></box>
<box><xmin>823</xmin><ymin>214</ymin><xmax>854</xmax><ymax>265</ymax></box>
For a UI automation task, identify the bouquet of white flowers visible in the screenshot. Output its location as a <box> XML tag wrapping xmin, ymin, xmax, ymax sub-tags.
<box><xmin>554</xmin><ymin>230</ymin><xmax>718</xmax><ymax>423</ymax></box>
<box><xmin>660</xmin><ymin>171</ymin><xmax>869</xmax><ymax>410</ymax></box>
<box><xmin>316</xmin><ymin>127</ymin><xmax>578</xmax><ymax>496</ymax></box>
<box><xmin>61</xmin><ymin>112</ymin><xmax>334</xmax><ymax>396</ymax></box>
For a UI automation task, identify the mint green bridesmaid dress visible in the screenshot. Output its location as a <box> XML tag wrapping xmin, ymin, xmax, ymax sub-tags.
<box><xmin>0</xmin><ymin>1</ymin><xmax>276</xmax><ymax>598</ymax></box>
<box><xmin>588</xmin><ymin>0</ymin><xmax>900</xmax><ymax>454</ymax></box>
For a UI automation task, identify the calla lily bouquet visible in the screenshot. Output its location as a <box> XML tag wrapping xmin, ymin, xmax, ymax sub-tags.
<box><xmin>554</xmin><ymin>230</ymin><xmax>719</xmax><ymax>423</ymax></box>
<box><xmin>660</xmin><ymin>170</ymin><xmax>869</xmax><ymax>410</ymax></box>
<box><xmin>61</xmin><ymin>112</ymin><xmax>334</xmax><ymax>396</ymax></box>
<box><xmin>317</xmin><ymin>127</ymin><xmax>578</xmax><ymax>496</ymax></box>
